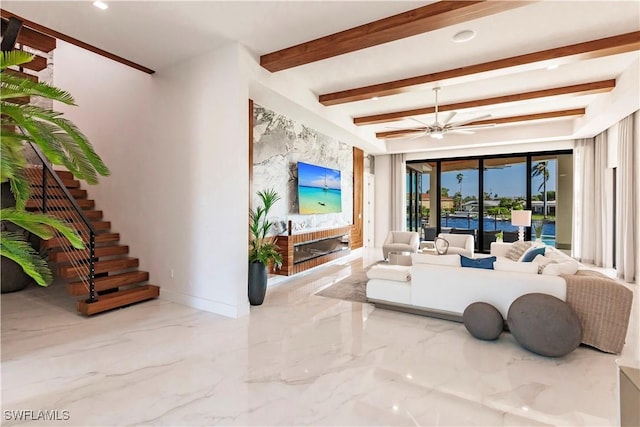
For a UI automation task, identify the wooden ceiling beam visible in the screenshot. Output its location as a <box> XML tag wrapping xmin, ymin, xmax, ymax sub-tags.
<box><xmin>376</xmin><ymin>108</ymin><xmax>586</xmax><ymax>139</ymax></box>
<box><xmin>260</xmin><ymin>1</ymin><xmax>531</xmax><ymax>72</ymax></box>
<box><xmin>1</xmin><ymin>17</ymin><xmax>56</xmax><ymax>52</ymax></box>
<box><xmin>320</xmin><ymin>31</ymin><xmax>640</xmax><ymax>106</ymax></box>
<box><xmin>0</xmin><ymin>9</ymin><xmax>154</xmax><ymax>74</ymax></box>
<box><xmin>355</xmin><ymin>80</ymin><xmax>614</xmax><ymax>126</ymax></box>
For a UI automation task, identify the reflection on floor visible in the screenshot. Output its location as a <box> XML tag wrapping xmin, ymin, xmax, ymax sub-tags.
<box><xmin>1</xmin><ymin>248</ymin><xmax>638</xmax><ymax>426</ymax></box>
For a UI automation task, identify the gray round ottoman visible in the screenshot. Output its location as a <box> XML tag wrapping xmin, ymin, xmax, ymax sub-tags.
<box><xmin>507</xmin><ymin>293</ymin><xmax>582</xmax><ymax>357</ymax></box>
<box><xmin>463</xmin><ymin>302</ymin><xmax>504</xmax><ymax>341</ymax></box>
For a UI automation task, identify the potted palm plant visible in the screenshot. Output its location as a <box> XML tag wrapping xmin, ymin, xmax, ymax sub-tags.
<box><xmin>248</xmin><ymin>188</ymin><xmax>283</xmax><ymax>305</ymax></box>
<box><xmin>1</xmin><ymin>50</ymin><xmax>110</xmax><ymax>291</ymax></box>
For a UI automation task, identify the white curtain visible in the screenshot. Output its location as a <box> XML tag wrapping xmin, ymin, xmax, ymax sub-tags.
<box><xmin>390</xmin><ymin>153</ymin><xmax>406</xmax><ymax>231</ymax></box>
<box><xmin>573</xmin><ymin>138</ymin><xmax>596</xmax><ymax>263</ymax></box>
<box><xmin>594</xmin><ymin>132</ymin><xmax>614</xmax><ymax>267</ymax></box>
<box><xmin>615</xmin><ymin>113</ymin><xmax>636</xmax><ymax>282</ymax></box>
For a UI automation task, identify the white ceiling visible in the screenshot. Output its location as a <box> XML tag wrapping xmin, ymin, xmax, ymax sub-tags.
<box><xmin>4</xmin><ymin>0</ymin><xmax>640</xmax><ymax>154</ymax></box>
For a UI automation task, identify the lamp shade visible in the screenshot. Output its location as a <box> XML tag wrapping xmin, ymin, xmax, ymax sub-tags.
<box><xmin>511</xmin><ymin>210</ymin><xmax>532</xmax><ymax>227</ymax></box>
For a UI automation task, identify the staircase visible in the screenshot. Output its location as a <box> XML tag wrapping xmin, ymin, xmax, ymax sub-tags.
<box><xmin>25</xmin><ymin>167</ymin><xmax>160</xmax><ymax>315</ymax></box>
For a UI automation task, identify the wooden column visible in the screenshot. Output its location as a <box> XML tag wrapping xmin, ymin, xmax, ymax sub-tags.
<box><xmin>351</xmin><ymin>147</ymin><xmax>364</xmax><ymax>249</ymax></box>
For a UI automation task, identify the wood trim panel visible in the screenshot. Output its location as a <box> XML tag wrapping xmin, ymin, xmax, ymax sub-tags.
<box><xmin>274</xmin><ymin>226</ymin><xmax>351</xmax><ymax>276</ymax></box>
<box><xmin>351</xmin><ymin>147</ymin><xmax>364</xmax><ymax>249</ymax></box>
<box><xmin>320</xmin><ymin>31</ymin><xmax>640</xmax><ymax>105</ymax></box>
<box><xmin>376</xmin><ymin>108</ymin><xmax>586</xmax><ymax>138</ymax></box>
<box><xmin>0</xmin><ymin>9</ymin><xmax>155</xmax><ymax>74</ymax></box>
<box><xmin>1</xmin><ymin>17</ymin><xmax>56</xmax><ymax>52</ymax></box>
<box><xmin>355</xmin><ymin>80</ymin><xmax>614</xmax><ymax>125</ymax></box>
<box><xmin>260</xmin><ymin>1</ymin><xmax>530</xmax><ymax>72</ymax></box>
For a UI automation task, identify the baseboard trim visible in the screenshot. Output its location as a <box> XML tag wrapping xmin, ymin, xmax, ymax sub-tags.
<box><xmin>369</xmin><ymin>299</ymin><xmax>463</xmax><ymax>323</ymax></box>
<box><xmin>159</xmin><ymin>288</ymin><xmax>249</xmax><ymax>318</ymax></box>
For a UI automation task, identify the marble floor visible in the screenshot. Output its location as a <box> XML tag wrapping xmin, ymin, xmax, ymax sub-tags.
<box><xmin>1</xmin><ymin>248</ymin><xmax>638</xmax><ymax>426</ymax></box>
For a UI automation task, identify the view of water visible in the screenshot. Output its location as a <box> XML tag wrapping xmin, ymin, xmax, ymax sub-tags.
<box><xmin>298</xmin><ymin>186</ymin><xmax>342</xmax><ymax>214</ymax></box>
<box><xmin>439</xmin><ymin>217</ymin><xmax>556</xmax><ymax>236</ymax></box>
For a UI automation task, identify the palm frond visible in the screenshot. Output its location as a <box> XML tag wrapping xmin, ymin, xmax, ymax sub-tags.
<box><xmin>0</xmin><ymin>51</ymin><xmax>35</xmax><ymax>70</ymax></box>
<box><xmin>0</xmin><ymin>231</ymin><xmax>52</xmax><ymax>286</ymax></box>
<box><xmin>1</xmin><ymin>208</ymin><xmax>85</xmax><ymax>249</ymax></box>
<box><xmin>1</xmin><ymin>73</ymin><xmax>76</xmax><ymax>104</ymax></box>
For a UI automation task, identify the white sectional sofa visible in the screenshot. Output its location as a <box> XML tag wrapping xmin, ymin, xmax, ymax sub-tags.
<box><xmin>366</xmin><ymin>242</ymin><xmax>574</xmax><ymax>319</ymax></box>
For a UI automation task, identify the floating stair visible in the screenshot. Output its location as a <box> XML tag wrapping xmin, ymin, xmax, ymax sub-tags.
<box><xmin>26</xmin><ymin>168</ymin><xmax>160</xmax><ymax>315</ymax></box>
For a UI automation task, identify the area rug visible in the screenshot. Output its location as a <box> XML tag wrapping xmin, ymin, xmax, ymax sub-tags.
<box><xmin>314</xmin><ymin>262</ymin><xmax>384</xmax><ymax>303</ymax></box>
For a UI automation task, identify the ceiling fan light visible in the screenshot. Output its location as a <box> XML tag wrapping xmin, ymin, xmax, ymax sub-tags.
<box><xmin>431</xmin><ymin>131</ymin><xmax>444</xmax><ymax>139</ymax></box>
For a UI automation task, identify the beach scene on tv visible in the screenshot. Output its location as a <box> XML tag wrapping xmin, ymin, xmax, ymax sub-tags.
<box><xmin>297</xmin><ymin>162</ymin><xmax>342</xmax><ymax>214</ymax></box>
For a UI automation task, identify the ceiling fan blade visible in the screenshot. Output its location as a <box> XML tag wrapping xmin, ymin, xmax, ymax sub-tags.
<box><xmin>407</xmin><ymin>131</ymin><xmax>429</xmax><ymax>140</ymax></box>
<box><xmin>448</xmin><ymin>114</ymin><xmax>492</xmax><ymax>128</ymax></box>
<box><xmin>442</xmin><ymin>111</ymin><xmax>457</xmax><ymax>125</ymax></box>
<box><xmin>448</xmin><ymin>129</ymin><xmax>475</xmax><ymax>135</ymax></box>
<box><xmin>452</xmin><ymin>123</ymin><xmax>496</xmax><ymax>131</ymax></box>
<box><xmin>409</xmin><ymin>117</ymin><xmax>431</xmax><ymax>128</ymax></box>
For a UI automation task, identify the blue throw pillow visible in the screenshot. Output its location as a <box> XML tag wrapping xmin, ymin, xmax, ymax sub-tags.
<box><xmin>460</xmin><ymin>255</ymin><xmax>496</xmax><ymax>270</ymax></box>
<box><xmin>521</xmin><ymin>247</ymin><xmax>545</xmax><ymax>262</ymax></box>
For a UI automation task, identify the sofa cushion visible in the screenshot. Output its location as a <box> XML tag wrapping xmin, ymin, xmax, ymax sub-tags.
<box><xmin>542</xmin><ymin>260</ymin><xmax>580</xmax><ymax>276</ymax></box>
<box><xmin>494</xmin><ymin>260</ymin><xmax>539</xmax><ymax>274</ymax></box>
<box><xmin>411</xmin><ymin>253</ymin><xmax>460</xmax><ymax>267</ymax></box>
<box><xmin>505</xmin><ymin>241</ymin><xmax>534</xmax><ymax>261</ymax></box>
<box><xmin>366</xmin><ymin>265</ymin><xmax>411</xmax><ymax>282</ymax></box>
<box><xmin>522</xmin><ymin>247</ymin><xmax>546</xmax><ymax>262</ymax></box>
<box><xmin>460</xmin><ymin>255</ymin><xmax>496</xmax><ymax>269</ymax></box>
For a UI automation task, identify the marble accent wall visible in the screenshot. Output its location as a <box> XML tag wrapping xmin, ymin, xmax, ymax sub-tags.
<box><xmin>253</xmin><ymin>104</ymin><xmax>353</xmax><ymax>234</ymax></box>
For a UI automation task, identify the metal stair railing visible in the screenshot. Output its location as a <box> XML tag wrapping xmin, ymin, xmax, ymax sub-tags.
<box><xmin>22</xmin><ymin>142</ymin><xmax>98</xmax><ymax>303</ymax></box>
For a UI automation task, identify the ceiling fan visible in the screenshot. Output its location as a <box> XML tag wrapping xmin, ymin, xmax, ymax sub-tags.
<box><xmin>405</xmin><ymin>87</ymin><xmax>496</xmax><ymax>139</ymax></box>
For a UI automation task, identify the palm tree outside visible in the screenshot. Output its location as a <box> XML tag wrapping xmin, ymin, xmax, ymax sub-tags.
<box><xmin>531</xmin><ymin>161</ymin><xmax>550</xmax><ymax>219</ymax></box>
<box><xmin>456</xmin><ymin>173</ymin><xmax>463</xmax><ymax>210</ymax></box>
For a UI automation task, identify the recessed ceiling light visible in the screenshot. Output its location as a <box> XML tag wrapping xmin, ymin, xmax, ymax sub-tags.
<box><xmin>546</xmin><ymin>64</ymin><xmax>559</xmax><ymax>70</ymax></box>
<box><xmin>452</xmin><ymin>30</ymin><xmax>476</xmax><ymax>43</ymax></box>
<box><xmin>93</xmin><ymin>1</ymin><xmax>108</xmax><ymax>10</ymax></box>
<box><xmin>371</xmin><ymin>96</ymin><xmax>379</xmax><ymax>101</ymax></box>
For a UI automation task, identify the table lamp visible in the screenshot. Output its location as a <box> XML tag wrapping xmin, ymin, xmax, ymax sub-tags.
<box><xmin>511</xmin><ymin>210</ymin><xmax>532</xmax><ymax>241</ymax></box>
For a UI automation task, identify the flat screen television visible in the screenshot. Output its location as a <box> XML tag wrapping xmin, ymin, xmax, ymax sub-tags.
<box><xmin>297</xmin><ymin>162</ymin><xmax>342</xmax><ymax>214</ymax></box>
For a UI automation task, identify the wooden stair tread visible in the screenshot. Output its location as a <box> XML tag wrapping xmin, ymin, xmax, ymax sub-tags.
<box><xmin>48</xmin><ymin>210</ymin><xmax>103</xmax><ymax>220</ymax></box>
<box><xmin>28</xmin><ymin>175</ymin><xmax>80</xmax><ymax>188</ymax></box>
<box><xmin>59</xmin><ymin>257</ymin><xmax>139</xmax><ymax>279</ymax></box>
<box><xmin>41</xmin><ymin>232</ymin><xmax>119</xmax><ymax>250</ymax></box>
<box><xmin>26</xmin><ymin>199</ymin><xmax>94</xmax><ymax>209</ymax></box>
<box><xmin>30</xmin><ymin>188</ymin><xmax>87</xmax><ymax>199</ymax></box>
<box><xmin>67</xmin><ymin>270</ymin><xmax>149</xmax><ymax>296</ymax></box>
<box><xmin>49</xmin><ymin>244</ymin><xmax>128</xmax><ymax>263</ymax></box>
<box><xmin>76</xmin><ymin>285</ymin><xmax>160</xmax><ymax>316</ymax></box>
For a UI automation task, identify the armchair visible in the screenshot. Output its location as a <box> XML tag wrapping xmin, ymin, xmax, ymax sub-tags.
<box><xmin>382</xmin><ymin>231</ymin><xmax>420</xmax><ymax>260</ymax></box>
<box><xmin>438</xmin><ymin>233</ymin><xmax>475</xmax><ymax>257</ymax></box>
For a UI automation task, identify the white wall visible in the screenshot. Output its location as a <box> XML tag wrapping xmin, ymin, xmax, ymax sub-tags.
<box><xmin>373</xmin><ymin>155</ymin><xmax>391</xmax><ymax>248</ymax></box>
<box><xmin>54</xmin><ymin>41</ymin><xmax>250</xmax><ymax>318</ymax></box>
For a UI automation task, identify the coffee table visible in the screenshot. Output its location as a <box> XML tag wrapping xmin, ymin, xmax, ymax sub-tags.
<box><xmin>388</xmin><ymin>251</ymin><xmax>412</xmax><ymax>266</ymax></box>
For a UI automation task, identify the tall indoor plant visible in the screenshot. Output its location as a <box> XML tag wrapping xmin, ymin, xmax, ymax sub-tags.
<box><xmin>248</xmin><ymin>188</ymin><xmax>282</xmax><ymax>305</ymax></box>
<box><xmin>1</xmin><ymin>51</ymin><xmax>110</xmax><ymax>290</ymax></box>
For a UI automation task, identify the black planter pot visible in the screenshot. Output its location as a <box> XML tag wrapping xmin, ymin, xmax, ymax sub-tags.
<box><xmin>1</xmin><ymin>257</ymin><xmax>34</xmax><ymax>293</ymax></box>
<box><xmin>248</xmin><ymin>261</ymin><xmax>268</xmax><ymax>305</ymax></box>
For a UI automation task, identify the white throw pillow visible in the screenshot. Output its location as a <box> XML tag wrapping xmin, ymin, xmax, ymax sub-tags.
<box><xmin>411</xmin><ymin>253</ymin><xmax>460</xmax><ymax>267</ymax></box>
<box><xmin>533</xmin><ymin>254</ymin><xmax>557</xmax><ymax>273</ymax></box>
<box><xmin>541</xmin><ymin>259</ymin><xmax>580</xmax><ymax>276</ymax></box>
<box><xmin>494</xmin><ymin>260</ymin><xmax>539</xmax><ymax>274</ymax></box>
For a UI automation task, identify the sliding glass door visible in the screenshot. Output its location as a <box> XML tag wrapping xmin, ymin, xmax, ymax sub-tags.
<box><xmin>406</xmin><ymin>150</ymin><xmax>573</xmax><ymax>252</ymax></box>
<box><xmin>440</xmin><ymin>160</ymin><xmax>479</xmax><ymax>251</ymax></box>
<box><xmin>483</xmin><ymin>157</ymin><xmax>526</xmax><ymax>251</ymax></box>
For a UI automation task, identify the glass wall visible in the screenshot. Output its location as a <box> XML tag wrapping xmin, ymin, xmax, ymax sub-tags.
<box><xmin>406</xmin><ymin>150</ymin><xmax>573</xmax><ymax>252</ymax></box>
<box><xmin>483</xmin><ymin>157</ymin><xmax>526</xmax><ymax>251</ymax></box>
<box><xmin>440</xmin><ymin>160</ymin><xmax>480</xmax><ymax>251</ymax></box>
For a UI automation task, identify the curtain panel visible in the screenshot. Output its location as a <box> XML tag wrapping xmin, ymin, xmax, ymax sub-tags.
<box><xmin>616</xmin><ymin>113</ymin><xmax>636</xmax><ymax>282</ymax></box>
